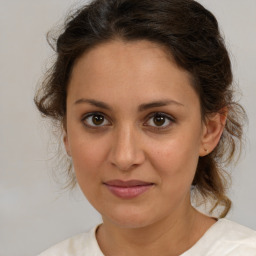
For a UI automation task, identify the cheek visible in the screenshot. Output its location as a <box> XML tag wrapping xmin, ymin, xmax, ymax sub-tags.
<box><xmin>68</xmin><ymin>134</ymin><xmax>109</xmax><ymax>188</ymax></box>
<box><xmin>148</xmin><ymin>131</ymin><xmax>201</xmax><ymax>188</ymax></box>
<box><xmin>70</xmin><ymin>138</ymin><xmax>110</xmax><ymax>207</ymax></box>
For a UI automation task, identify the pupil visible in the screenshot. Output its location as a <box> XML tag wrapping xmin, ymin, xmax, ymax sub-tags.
<box><xmin>154</xmin><ymin>115</ymin><xmax>165</xmax><ymax>126</ymax></box>
<box><xmin>93</xmin><ymin>115</ymin><xmax>104</xmax><ymax>125</ymax></box>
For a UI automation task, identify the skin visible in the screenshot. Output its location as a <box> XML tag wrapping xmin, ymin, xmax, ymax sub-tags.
<box><xmin>64</xmin><ymin>40</ymin><xmax>226</xmax><ymax>255</ymax></box>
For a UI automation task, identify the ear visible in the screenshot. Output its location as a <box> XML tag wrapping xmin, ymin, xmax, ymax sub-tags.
<box><xmin>199</xmin><ymin>108</ymin><xmax>227</xmax><ymax>156</ymax></box>
<box><xmin>63</xmin><ymin>132</ymin><xmax>71</xmax><ymax>157</ymax></box>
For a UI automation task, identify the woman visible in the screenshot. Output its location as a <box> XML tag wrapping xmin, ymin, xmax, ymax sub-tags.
<box><xmin>35</xmin><ymin>0</ymin><xmax>256</xmax><ymax>255</ymax></box>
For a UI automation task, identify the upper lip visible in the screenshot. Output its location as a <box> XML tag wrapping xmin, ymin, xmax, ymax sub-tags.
<box><xmin>103</xmin><ymin>180</ymin><xmax>154</xmax><ymax>187</ymax></box>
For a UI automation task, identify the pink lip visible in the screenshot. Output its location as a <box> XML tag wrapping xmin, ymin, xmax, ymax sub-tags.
<box><xmin>103</xmin><ymin>180</ymin><xmax>154</xmax><ymax>199</ymax></box>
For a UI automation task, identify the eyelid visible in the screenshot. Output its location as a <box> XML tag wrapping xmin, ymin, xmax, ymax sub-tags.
<box><xmin>144</xmin><ymin>112</ymin><xmax>175</xmax><ymax>129</ymax></box>
<box><xmin>81</xmin><ymin>111</ymin><xmax>175</xmax><ymax>130</ymax></box>
<box><xmin>146</xmin><ymin>112</ymin><xmax>175</xmax><ymax>121</ymax></box>
<box><xmin>81</xmin><ymin>111</ymin><xmax>111</xmax><ymax>128</ymax></box>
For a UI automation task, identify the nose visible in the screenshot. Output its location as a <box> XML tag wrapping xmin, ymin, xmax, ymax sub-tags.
<box><xmin>108</xmin><ymin>125</ymin><xmax>145</xmax><ymax>172</ymax></box>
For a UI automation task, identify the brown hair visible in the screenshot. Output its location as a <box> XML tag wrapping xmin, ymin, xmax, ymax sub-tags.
<box><xmin>35</xmin><ymin>0</ymin><xmax>246</xmax><ymax>217</ymax></box>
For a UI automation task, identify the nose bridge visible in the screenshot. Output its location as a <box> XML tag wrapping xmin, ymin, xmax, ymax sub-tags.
<box><xmin>109</xmin><ymin>122</ymin><xmax>144</xmax><ymax>171</ymax></box>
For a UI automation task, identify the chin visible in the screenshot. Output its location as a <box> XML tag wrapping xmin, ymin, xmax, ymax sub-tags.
<box><xmin>102</xmin><ymin>205</ymin><xmax>160</xmax><ymax>229</ymax></box>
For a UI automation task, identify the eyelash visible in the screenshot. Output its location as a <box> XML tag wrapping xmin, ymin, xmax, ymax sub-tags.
<box><xmin>81</xmin><ymin>112</ymin><xmax>111</xmax><ymax>129</ymax></box>
<box><xmin>145</xmin><ymin>112</ymin><xmax>175</xmax><ymax>131</ymax></box>
<box><xmin>81</xmin><ymin>112</ymin><xmax>175</xmax><ymax>131</ymax></box>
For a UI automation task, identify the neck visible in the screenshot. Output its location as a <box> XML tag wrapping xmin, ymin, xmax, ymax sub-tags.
<box><xmin>96</xmin><ymin>203</ymin><xmax>213</xmax><ymax>256</ymax></box>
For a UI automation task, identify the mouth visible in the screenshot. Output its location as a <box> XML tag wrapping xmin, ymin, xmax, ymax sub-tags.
<box><xmin>103</xmin><ymin>180</ymin><xmax>155</xmax><ymax>199</ymax></box>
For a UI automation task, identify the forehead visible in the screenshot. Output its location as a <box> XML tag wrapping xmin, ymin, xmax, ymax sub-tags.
<box><xmin>79</xmin><ymin>39</ymin><xmax>172</xmax><ymax>64</ymax></box>
<box><xmin>68</xmin><ymin>40</ymin><xmax>198</xmax><ymax>110</ymax></box>
<box><xmin>71</xmin><ymin>40</ymin><xmax>175</xmax><ymax>80</ymax></box>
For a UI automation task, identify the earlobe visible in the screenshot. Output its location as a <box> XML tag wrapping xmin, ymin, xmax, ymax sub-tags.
<box><xmin>63</xmin><ymin>133</ymin><xmax>71</xmax><ymax>156</ymax></box>
<box><xmin>199</xmin><ymin>109</ymin><xmax>227</xmax><ymax>156</ymax></box>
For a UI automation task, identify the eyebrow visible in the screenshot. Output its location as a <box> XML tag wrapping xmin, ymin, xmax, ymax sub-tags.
<box><xmin>74</xmin><ymin>98</ymin><xmax>111</xmax><ymax>110</ymax></box>
<box><xmin>138</xmin><ymin>100</ymin><xmax>184</xmax><ymax>111</ymax></box>
<box><xmin>74</xmin><ymin>98</ymin><xmax>184</xmax><ymax>111</ymax></box>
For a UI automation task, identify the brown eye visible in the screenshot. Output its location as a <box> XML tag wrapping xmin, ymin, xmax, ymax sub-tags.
<box><xmin>82</xmin><ymin>113</ymin><xmax>110</xmax><ymax>127</ymax></box>
<box><xmin>145</xmin><ymin>112</ymin><xmax>174</xmax><ymax>129</ymax></box>
<box><xmin>153</xmin><ymin>115</ymin><xmax>166</xmax><ymax>126</ymax></box>
<box><xmin>92</xmin><ymin>114</ymin><xmax>104</xmax><ymax>125</ymax></box>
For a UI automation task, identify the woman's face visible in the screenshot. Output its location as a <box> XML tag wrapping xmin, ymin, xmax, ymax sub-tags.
<box><xmin>65</xmin><ymin>40</ymin><xmax>207</xmax><ymax>228</ymax></box>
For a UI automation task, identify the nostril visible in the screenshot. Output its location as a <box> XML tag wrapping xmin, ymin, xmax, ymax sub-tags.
<box><xmin>108</xmin><ymin>130</ymin><xmax>146</xmax><ymax>171</ymax></box>
<box><xmin>111</xmin><ymin>160</ymin><xmax>137</xmax><ymax>172</ymax></box>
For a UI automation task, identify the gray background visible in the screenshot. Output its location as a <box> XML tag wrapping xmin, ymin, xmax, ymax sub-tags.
<box><xmin>0</xmin><ymin>1</ymin><xmax>255</xmax><ymax>256</ymax></box>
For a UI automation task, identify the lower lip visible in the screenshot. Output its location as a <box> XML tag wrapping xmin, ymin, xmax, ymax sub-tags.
<box><xmin>104</xmin><ymin>184</ymin><xmax>153</xmax><ymax>199</ymax></box>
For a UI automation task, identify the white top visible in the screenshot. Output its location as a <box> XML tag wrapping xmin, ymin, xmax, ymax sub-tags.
<box><xmin>38</xmin><ymin>219</ymin><xmax>256</xmax><ymax>256</ymax></box>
